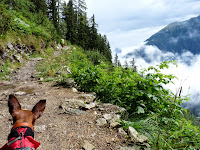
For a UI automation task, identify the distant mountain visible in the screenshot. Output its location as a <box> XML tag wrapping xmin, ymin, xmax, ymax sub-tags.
<box><xmin>146</xmin><ymin>15</ymin><xmax>200</xmax><ymax>54</ymax></box>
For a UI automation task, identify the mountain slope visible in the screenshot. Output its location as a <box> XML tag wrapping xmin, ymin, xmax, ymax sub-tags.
<box><xmin>146</xmin><ymin>15</ymin><xmax>200</xmax><ymax>54</ymax></box>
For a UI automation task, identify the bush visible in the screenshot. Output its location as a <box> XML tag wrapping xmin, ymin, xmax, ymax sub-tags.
<box><xmin>0</xmin><ymin>3</ymin><xmax>13</xmax><ymax>34</ymax></box>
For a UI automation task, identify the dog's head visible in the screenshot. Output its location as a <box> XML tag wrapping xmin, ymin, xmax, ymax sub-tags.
<box><xmin>8</xmin><ymin>94</ymin><xmax>46</xmax><ymax>129</ymax></box>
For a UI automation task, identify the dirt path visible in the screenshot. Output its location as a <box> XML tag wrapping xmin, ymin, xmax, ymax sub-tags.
<box><xmin>0</xmin><ymin>49</ymin><xmax>129</xmax><ymax>150</ymax></box>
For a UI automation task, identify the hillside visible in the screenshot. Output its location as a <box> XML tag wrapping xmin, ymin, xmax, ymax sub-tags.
<box><xmin>146</xmin><ymin>15</ymin><xmax>200</xmax><ymax>54</ymax></box>
<box><xmin>0</xmin><ymin>46</ymin><xmax>148</xmax><ymax>150</ymax></box>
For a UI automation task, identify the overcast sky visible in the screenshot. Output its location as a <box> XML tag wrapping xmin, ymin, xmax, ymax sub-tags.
<box><xmin>85</xmin><ymin>0</ymin><xmax>200</xmax><ymax>56</ymax></box>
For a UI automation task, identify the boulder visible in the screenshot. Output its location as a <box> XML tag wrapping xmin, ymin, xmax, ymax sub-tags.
<box><xmin>118</xmin><ymin>128</ymin><xmax>127</xmax><ymax>136</ymax></box>
<box><xmin>103</xmin><ymin>114</ymin><xmax>121</xmax><ymax>128</ymax></box>
<box><xmin>60</xmin><ymin>99</ymin><xmax>84</xmax><ymax>109</ymax></box>
<box><xmin>128</xmin><ymin>126</ymin><xmax>148</xmax><ymax>143</ymax></box>
<box><xmin>82</xmin><ymin>102</ymin><xmax>96</xmax><ymax>110</ymax></box>
<box><xmin>96</xmin><ymin>118</ymin><xmax>107</xmax><ymax>126</ymax></box>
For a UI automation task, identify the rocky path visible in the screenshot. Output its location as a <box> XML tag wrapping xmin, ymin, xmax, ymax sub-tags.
<box><xmin>0</xmin><ymin>49</ymin><xmax>135</xmax><ymax>149</ymax></box>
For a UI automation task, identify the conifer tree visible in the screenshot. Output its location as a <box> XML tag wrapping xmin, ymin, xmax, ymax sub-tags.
<box><xmin>76</xmin><ymin>0</ymin><xmax>89</xmax><ymax>49</ymax></box>
<box><xmin>31</xmin><ymin>0</ymin><xmax>47</xmax><ymax>15</ymax></box>
<box><xmin>48</xmin><ymin>0</ymin><xmax>59</xmax><ymax>31</ymax></box>
<box><xmin>63</xmin><ymin>0</ymin><xmax>77</xmax><ymax>44</ymax></box>
<box><xmin>89</xmin><ymin>14</ymin><xmax>98</xmax><ymax>50</ymax></box>
<box><xmin>130</xmin><ymin>57</ymin><xmax>137</xmax><ymax>72</ymax></box>
<box><xmin>124</xmin><ymin>60</ymin><xmax>128</xmax><ymax>69</ymax></box>
<box><xmin>114</xmin><ymin>53</ymin><xmax>119</xmax><ymax>67</ymax></box>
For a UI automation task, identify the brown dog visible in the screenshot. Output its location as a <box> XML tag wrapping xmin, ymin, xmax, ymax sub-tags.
<box><xmin>0</xmin><ymin>95</ymin><xmax>46</xmax><ymax>150</ymax></box>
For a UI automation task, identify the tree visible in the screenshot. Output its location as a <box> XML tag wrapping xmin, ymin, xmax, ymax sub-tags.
<box><xmin>89</xmin><ymin>14</ymin><xmax>98</xmax><ymax>50</ymax></box>
<box><xmin>48</xmin><ymin>0</ymin><xmax>59</xmax><ymax>31</ymax></box>
<box><xmin>76</xmin><ymin>0</ymin><xmax>89</xmax><ymax>49</ymax></box>
<box><xmin>114</xmin><ymin>53</ymin><xmax>121</xmax><ymax>67</ymax></box>
<box><xmin>31</xmin><ymin>0</ymin><xmax>47</xmax><ymax>15</ymax></box>
<box><xmin>63</xmin><ymin>0</ymin><xmax>77</xmax><ymax>44</ymax></box>
<box><xmin>130</xmin><ymin>57</ymin><xmax>137</xmax><ymax>72</ymax></box>
<box><xmin>124</xmin><ymin>60</ymin><xmax>128</xmax><ymax>69</ymax></box>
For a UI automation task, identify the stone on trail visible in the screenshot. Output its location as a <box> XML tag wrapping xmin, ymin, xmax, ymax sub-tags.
<box><xmin>96</xmin><ymin>118</ymin><xmax>107</xmax><ymax>126</ymax></box>
<box><xmin>82</xmin><ymin>140</ymin><xmax>95</xmax><ymax>150</ymax></box>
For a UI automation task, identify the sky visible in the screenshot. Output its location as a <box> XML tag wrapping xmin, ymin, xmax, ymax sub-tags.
<box><xmin>65</xmin><ymin>0</ymin><xmax>200</xmax><ymax>115</ymax></box>
<box><xmin>85</xmin><ymin>0</ymin><xmax>200</xmax><ymax>56</ymax></box>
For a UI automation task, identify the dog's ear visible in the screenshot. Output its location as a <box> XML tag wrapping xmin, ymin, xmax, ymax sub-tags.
<box><xmin>8</xmin><ymin>95</ymin><xmax>21</xmax><ymax>116</ymax></box>
<box><xmin>32</xmin><ymin>100</ymin><xmax>46</xmax><ymax>120</ymax></box>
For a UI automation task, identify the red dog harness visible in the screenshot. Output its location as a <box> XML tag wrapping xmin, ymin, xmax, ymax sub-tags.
<box><xmin>0</xmin><ymin>126</ymin><xmax>40</xmax><ymax>150</ymax></box>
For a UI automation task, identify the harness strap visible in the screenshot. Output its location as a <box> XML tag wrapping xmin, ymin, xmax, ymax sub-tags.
<box><xmin>14</xmin><ymin>148</ymin><xmax>35</xmax><ymax>150</ymax></box>
<box><xmin>7</xmin><ymin>136</ymin><xmax>21</xmax><ymax>146</ymax></box>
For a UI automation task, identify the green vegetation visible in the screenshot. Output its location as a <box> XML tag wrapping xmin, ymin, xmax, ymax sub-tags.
<box><xmin>0</xmin><ymin>0</ymin><xmax>200</xmax><ymax>149</ymax></box>
<box><xmin>0</xmin><ymin>0</ymin><xmax>112</xmax><ymax>62</ymax></box>
<box><xmin>36</xmin><ymin>45</ymin><xmax>200</xmax><ymax>149</ymax></box>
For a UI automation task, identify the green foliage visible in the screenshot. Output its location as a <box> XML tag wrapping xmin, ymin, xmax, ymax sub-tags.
<box><xmin>0</xmin><ymin>60</ymin><xmax>20</xmax><ymax>80</ymax></box>
<box><xmin>0</xmin><ymin>3</ymin><xmax>14</xmax><ymax>35</ymax></box>
<box><xmin>68</xmin><ymin>55</ymin><xmax>200</xmax><ymax>149</ymax></box>
<box><xmin>70</xmin><ymin>60</ymin><xmax>183</xmax><ymax>118</ymax></box>
<box><xmin>85</xmin><ymin>50</ymin><xmax>108</xmax><ymax>65</ymax></box>
<box><xmin>35</xmin><ymin>45</ymin><xmax>200</xmax><ymax>149</ymax></box>
<box><xmin>0</xmin><ymin>60</ymin><xmax>11</xmax><ymax>80</ymax></box>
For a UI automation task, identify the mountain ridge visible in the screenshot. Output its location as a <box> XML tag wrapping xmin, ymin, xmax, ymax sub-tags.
<box><xmin>145</xmin><ymin>15</ymin><xmax>200</xmax><ymax>54</ymax></box>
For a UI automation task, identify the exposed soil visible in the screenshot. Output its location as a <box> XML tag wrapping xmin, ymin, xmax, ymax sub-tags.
<box><xmin>0</xmin><ymin>49</ymin><xmax>129</xmax><ymax>149</ymax></box>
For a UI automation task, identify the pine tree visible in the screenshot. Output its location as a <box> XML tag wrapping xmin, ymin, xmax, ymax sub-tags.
<box><xmin>63</xmin><ymin>0</ymin><xmax>77</xmax><ymax>44</ymax></box>
<box><xmin>124</xmin><ymin>60</ymin><xmax>128</xmax><ymax>69</ymax></box>
<box><xmin>48</xmin><ymin>0</ymin><xmax>59</xmax><ymax>31</ymax></box>
<box><xmin>76</xmin><ymin>0</ymin><xmax>89</xmax><ymax>49</ymax></box>
<box><xmin>31</xmin><ymin>0</ymin><xmax>47</xmax><ymax>15</ymax></box>
<box><xmin>89</xmin><ymin>14</ymin><xmax>98</xmax><ymax>50</ymax></box>
<box><xmin>114</xmin><ymin>53</ymin><xmax>119</xmax><ymax>67</ymax></box>
<box><xmin>130</xmin><ymin>57</ymin><xmax>137</xmax><ymax>72</ymax></box>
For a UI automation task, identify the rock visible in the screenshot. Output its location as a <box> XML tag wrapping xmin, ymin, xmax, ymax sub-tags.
<box><xmin>15</xmin><ymin>91</ymin><xmax>26</xmax><ymax>95</ymax></box>
<box><xmin>103</xmin><ymin>114</ymin><xmax>113</xmax><ymax>121</ymax></box>
<box><xmin>7</xmin><ymin>42</ymin><xmax>14</xmax><ymax>50</ymax></box>
<box><xmin>81</xmin><ymin>93</ymin><xmax>96</xmax><ymax>101</ymax></box>
<box><xmin>96</xmin><ymin>118</ymin><xmax>107</xmax><ymax>126</ymax></box>
<box><xmin>109</xmin><ymin>115</ymin><xmax>121</xmax><ymax>128</ymax></box>
<box><xmin>82</xmin><ymin>102</ymin><xmax>96</xmax><ymax>110</ymax></box>
<box><xmin>30</xmin><ymin>57</ymin><xmax>44</xmax><ymax>61</ymax></box>
<box><xmin>118</xmin><ymin>128</ymin><xmax>127</xmax><ymax>136</ymax></box>
<box><xmin>82</xmin><ymin>140</ymin><xmax>95</xmax><ymax>150</ymax></box>
<box><xmin>61</xmin><ymin>108</ymin><xmax>86</xmax><ymax>115</ymax></box>
<box><xmin>137</xmin><ymin>135</ymin><xmax>148</xmax><ymax>143</ymax></box>
<box><xmin>98</xmin><ymin>103</ymin><xmax>127</xmax><ymax>115</ymax></box>
<box><xmin>34</xmin><ymin>125</ymin><xmax>46</xmax><ymax>133</ymax></box>
<box><xmin>2</xmin><ymin>54</ymin><xmax>14</xmax><ymax>62</ymax></box>
<box><xmin>0</xmin><ymin>115</ymin><xmax>4</xmax><ymax>119</ymax></box>
<box><xmin>61</xmin><ymin>99</ymin><xmax>84</xmax><ymax>109</ymax></box>
<box><xmin>13</xmin><ymin>55</ymin><xmax>23</xmax><ymax>63</ymax></box>
<box><xmin>128</xmin><ymin>126</ymin><xmax>148</xmax><ymax>143</ymax></box>
<box><xmin>72</xmin><ymin>87</ymin><xmax>78</xmax><ymax>92</ymax></box>
<box><xmin>103</xmin><ymin>114</ymin><xmax>121</xmax><ymax>128</ymax></box>
<box><xmin>117</xmin><ymin>146</ymin><xmax>137</xmax><ymax>150</ymax></box>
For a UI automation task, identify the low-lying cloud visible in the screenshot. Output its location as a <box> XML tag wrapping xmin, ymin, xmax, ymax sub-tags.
<box><xmin>121</xmin><ymin>44</ymin><xmax>200</xmax><ymax>116</ymax></box>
